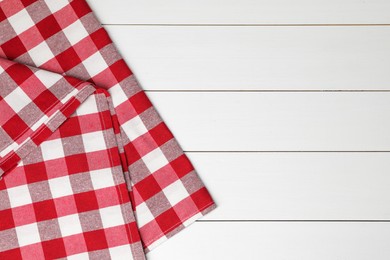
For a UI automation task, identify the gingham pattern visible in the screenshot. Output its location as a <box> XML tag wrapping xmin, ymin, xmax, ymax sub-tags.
<box><xmin>0</xmin><ymin>58</ymin><xmax>95</xmax><ymax>178</ymax></box>
<box><xmin>0</xmin><ymin>64</ymin><xmax>143</xmax><ymax>258</ymax></box>
<box><xmin>0</xmin><ymin>0</ymin><xmax>217</xmax><ymax>258</ymax></box>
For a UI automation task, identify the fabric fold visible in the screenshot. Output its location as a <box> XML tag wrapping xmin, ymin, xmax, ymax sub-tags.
<box><xmin>0</xmin><ymin>58</ymin><xmax>96</xmax><ymax>177</ymax></box>
<box><xmin>0</xmin><ymin>0</ymin><xmax>217</xmax><ymax>259</ymax></box>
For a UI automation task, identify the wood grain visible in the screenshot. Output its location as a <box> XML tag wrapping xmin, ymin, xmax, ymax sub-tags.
<box><xmin>187</xmin><ymin>152</ymin><xmax>390</xmax><ymax>220</ymax></box>
<box><xmin>105</xmin><ymin>26</ymin><xmax>390</xmax><ymax>90</ymax></box>
<box><xmin>89</xmin><ymin>0</ymin><xmax>390</xmax><ymax>25</ymax></box>
<box><xmin>146</xmin><ymin>92</ymin><xmax>390</xmax><ymax>151</ymax></box>
<box><xmin>85</xmin><ymin>1</ymin><xmax>390</xmax><ymax>259</ymax></box>
<box><xmin>147</xmin><ymin>222</ymin><xmax>390</xmax><ymax>260</ymax></box>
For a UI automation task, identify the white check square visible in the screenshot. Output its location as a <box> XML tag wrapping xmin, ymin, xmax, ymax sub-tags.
<box><xmin>40</xmin><ymin>139</ymin><xmax>65</xmax><ymax>161</ymax></box>
<box><xmin>121</xmin><ymin>116</ymin><xmax>148</xmax><ymax>141</ymax></box>
<box><xmin>82</xmin><ymin>52</ymin><xmax>107</xmax><ymax>77</ymax></box>
<box><xmin>90</xmin><ymin>168</ymin><xmax>115</xmax><ymax>190</ymax></box>
<box><xmin>67</xmin><ymin>253</ymin><xmax>89</xmax><ymax>259</ymax></box>
<box><xmin>15</xmin><ymin>223</ymin><xmax>40</xmax><ymax>247</ymax></box>
<box><xmin>49</xmin><ymin>176</ymin><xmax>73</xmax><ymax>199</ymax></box>
<box><xmin>82</xmin><ymin>131</ymin><xmax>107</xmax><ymax>152</ymax></box>
<box><xmin>142</xmin><ymin>148</ymin><xmax>169</xmax><ymax>173</ymax></box>
<box><xmin>75</xmin><ymin>95</ymin><xmax>98</xmax><ymax>116</ymax></box>
<box><xmin>63</xmin><ymin>20</ymin><xmax>89</xmax><ymax>45</ymax></box>
<box><xmin>8</xmin><ymin>9</ymin><xmax>34</xmax><ymax>34</ymax></box>
<box><xmin>99</xmin><ymin>205</ymin><xmax>125</xmax><ymax>229</ymax></box>
<box><xmin>0</xmin><ymin>142</ymin><xmax>17</xmax><ymax>158</ymax></box>
<box><xmin>28</xmin><ymin>41</ymin><xmax>54</xmax><ymax>67</ymax></box>
<box><xmin>4</xmin><ymin>87</ymin><xmax>32</xmax><ymax>113</ymax></box>
<box><xmin>58</xmin><ymin>214</ymin><xmax>83</xmax><ymax>237</ymax></box>
<box><xmin>163</xmin><ymin>180</ymin><xmax>189</xmax><ymax>206</ymax></box>
<box><xmin>34</xmin><ymin>69</ymin><xmax>62</xmax><ymax>88</ymax></box>
<box><xmin>109</xmin><ymin>84</ymin><xmax>127</xmax><ymax>107</ymax></box>
<box><xmin>31</xmin><ymin>115</ymin><xmax>49</xmax><ymax>131</ymax></box>
<box><xmin>109</xmin><ymin>245</ymin><xmax>133</xmax><ymax>260</ymax></box>
<box><xmin>45</xmin><ymin>0</ymin><xmax>69</xmax><ymax>13</ymax></box>
<box><xmin>7</xmin><ymin>184</ymin><xmax>32</xmax><ymax>208</ymax></box>
<box><xmin>135</xmin><ymin>202</ymin><xmax>154</xmax><ymax>227</ymax></box>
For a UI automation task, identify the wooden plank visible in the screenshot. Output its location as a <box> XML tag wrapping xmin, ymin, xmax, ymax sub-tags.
<box><xmin>88</xmin><ymin>0</ymin><xmax>390</xmax><ymax>25</ymax></box>
<box><xmin>105</xmin><ymin>26</ymin><xmax>390</xmax><ymax>90</ymax></box>
<box><xmin>147</xmin><ymin>222</ymin><xmax>390</xmax><ymax>260</ymax></box>
<box><xmin>187</xmin><ymin>152</ymin><xmax>390</xmax><ymax>220</ymax></box>
<box><xmin>145</xmin><ymin>92</ymin><xmax>390</xmax><ymax>151</ymax></box>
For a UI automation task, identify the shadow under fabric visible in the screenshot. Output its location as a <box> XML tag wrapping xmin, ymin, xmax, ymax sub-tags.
<box><xmin>0</xmin><ymin>0</ymin><xmax>217</xmax><ymax>259</ymax></box>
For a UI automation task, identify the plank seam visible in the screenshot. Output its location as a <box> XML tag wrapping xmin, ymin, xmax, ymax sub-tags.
<box><xmin>103</xmin><ymin>24</ymin><xmax>390</xmax><ymax>27</ymax></box>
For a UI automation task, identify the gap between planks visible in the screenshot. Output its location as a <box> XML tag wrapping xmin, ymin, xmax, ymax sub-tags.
<box><xmin>196</xmin><ymin>220</ymin><xmax>390</xmax><ymax>222</ymax></box>
<box><xmin>145</xmin><ymin>90</ymin><xmax>390</xmax><ymax>92</ymax></box>
<box><xmin>102</xmin><ymin>23</ymin><xmax>390</xmax><ymax>27</ymax></box>
<box><xmin>184</xmin><ymin>151</ymin><xmax>390</xmax><ymax>153</ymax></box>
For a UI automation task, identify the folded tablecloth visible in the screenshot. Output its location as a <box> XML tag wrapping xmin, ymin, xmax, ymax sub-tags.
<box><xmin>0</xmin><ymin>0</ymin><xmax>217</xmax><ymax>259</ymax></box>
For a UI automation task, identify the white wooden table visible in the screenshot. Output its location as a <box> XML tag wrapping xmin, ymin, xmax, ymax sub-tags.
<box><xmin>87</xmin><ymin>1</ymin><xmax>390</xmax><ymax>259</ymax></box>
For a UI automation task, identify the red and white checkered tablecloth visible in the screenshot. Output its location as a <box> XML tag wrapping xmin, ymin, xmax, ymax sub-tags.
<box><xmin>0</xmin><ymin>0</ymin><xmax>217</xmax><ymax>259</ymax></box>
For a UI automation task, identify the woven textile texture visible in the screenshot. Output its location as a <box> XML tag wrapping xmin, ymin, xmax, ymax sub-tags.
<box><xmin>0</xmin><ymin>0</ymin><xmax>217</xmax><ymax>259</ymax></box>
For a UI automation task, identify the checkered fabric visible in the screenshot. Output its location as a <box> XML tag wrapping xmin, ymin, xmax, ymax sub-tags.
<box><xmin>0</xmin><ymin>0</ymin><xmax>217</xmax><ymax>259</ymax></box>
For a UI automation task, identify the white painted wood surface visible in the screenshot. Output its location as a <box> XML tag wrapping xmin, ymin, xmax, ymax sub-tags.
<box><xmin>147</xmin><ymin>222</ymin><xmax>390</xmax><ymax>260</ymax></box>
<box><xmin>86</xmin><ymin>0</ymin><xmax>390</xmax><ymax>259</ymax></box>
<box><xmin>105</xmin><ymin>26</ymin><xmax>390</xmax><ymax>90</ymax></box>
<box><xmin>186</xmin><ymin>152</ymin><xmax>390</xmax><ymax>220</ymax></box>
<box><xmin>90</xmin><ymin>0</ymin><xmax>390</xmax><ymax>25</ymax></box>
<box><xmin>146</xmin><ymin>92</ymin><xmax>390</xmax><ymax>151</ymax></box>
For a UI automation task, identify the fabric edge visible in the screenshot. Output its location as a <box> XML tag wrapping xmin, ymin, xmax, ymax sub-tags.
<box><xmin>144</xmin><ymin>200</ymin><xmax>217</xmax><ymax>253</ymax></box>
<box><xmin>0</xmin><ymin>82</ymin><xmax>96</xmax><ymax>178</ymax></box>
